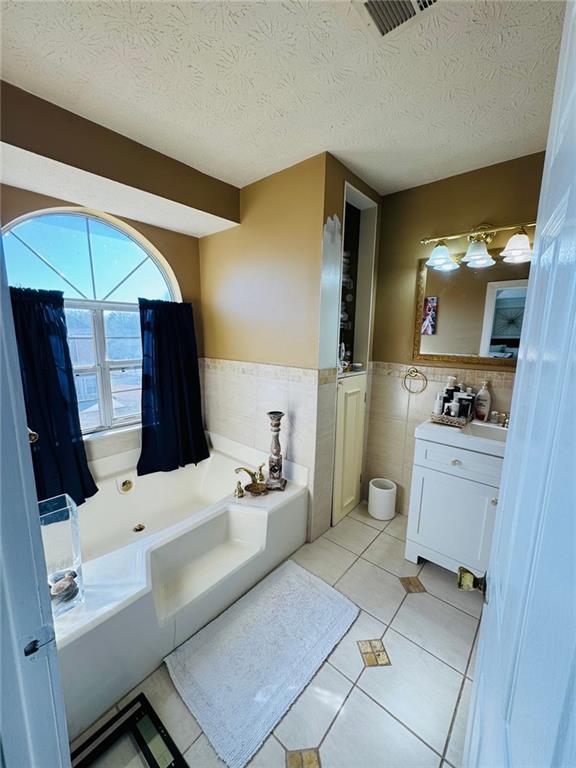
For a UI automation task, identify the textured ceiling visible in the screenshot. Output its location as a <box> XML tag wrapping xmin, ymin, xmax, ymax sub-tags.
<box><xmin>0</xmin><ymin>0</ymin><xmax>565</xmax><ymax>194</ymax></box>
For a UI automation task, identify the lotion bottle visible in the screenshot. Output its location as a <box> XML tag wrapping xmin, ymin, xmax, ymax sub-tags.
<box><xmin>475</xmin><ymin>381</ymin><xmax>492</xmax><ymax>422</ymax></box>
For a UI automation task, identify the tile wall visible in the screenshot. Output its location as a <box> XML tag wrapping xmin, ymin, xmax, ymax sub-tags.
<box><xmin>363</xmin><ymin>362</ymin><xmax>515</xmax><ymax>515</ymax></box>
<box><xmin>200</xmin><ymin>359</ymin><xmax>338</xmax><ymax>540</ymax></box>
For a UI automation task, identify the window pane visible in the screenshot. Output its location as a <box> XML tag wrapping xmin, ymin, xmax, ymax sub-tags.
<box><xmin>104</xmin><ymin>310</ymin><xmax>140</xmax><ymax>337</ymax></box>
<box><xmin>4</xmin><ymin>232</ymin><xmax>84</xmax><ymax>298</ymax></box>
<box><xmin>68</xmin><ymin>337</ymin><xmax>96</xmax><ymax>367</ymax></box>
<box><xmin>10</xmin><ymin>215</ymin><xmax>94</xmax><ymax>299</ymax></box>
<box><xmin>65</xmin><ymin>308</ymin><xmax>95</xmax><ymax>366</ymax></box>
<box><xmin>65</xmin><ymin>308</ymin><xmax>93</xmax><ymax>337</ymax></box>
<box><xmin>107</xmin><ymin>337</ymin><xmax>142</xmax><ymax>361</ymax></box>
<box><xmin>106</xmin><ymin>258</ymin><xmax>171</xmax><ymax>303</ymax></box>
<box><xmin>74</xmin><ymin>373</ymin><xmax>101</xmax><ymax>431</ymax></box>
<box><xmin>89</xmin><ymin>219</ymin><xmax>152</xmax><ymax>301</ymax></box>
<box><xmin>110</xmin><ymin>369</ymin><xmax>141</xmax><ymax>421</ymax></box>
<box><xmin>104</xmin><ymin>310</ymin><xmax>142</xmax><ymax>360</ymax></box>
<box><xmin>4</xmin><ymin>213</ymin><xmax>173</xmax><ymax>305</ymax></box>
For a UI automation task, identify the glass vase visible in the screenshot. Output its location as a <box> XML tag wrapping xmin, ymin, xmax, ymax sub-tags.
<box><xmin>38</xmin><ymin>493</ymin><xmax>84</xmax><ymax>617</ymax></box>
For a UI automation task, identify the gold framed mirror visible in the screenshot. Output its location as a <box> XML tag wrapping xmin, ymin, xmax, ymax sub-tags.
<box><xmin>412</xmin><ymin>256</ymin><xmax>531</xmax><ymax>369</ymax></box>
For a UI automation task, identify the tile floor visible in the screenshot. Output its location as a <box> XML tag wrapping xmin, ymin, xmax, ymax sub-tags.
<box><xmin>72</xmin><ymin>503</ymin><xmax>481</xmax><ymax>768</ymax></box>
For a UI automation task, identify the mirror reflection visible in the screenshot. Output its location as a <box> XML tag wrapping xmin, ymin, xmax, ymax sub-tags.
<box><xmin>415</xmin><ymin>256</ymin><xmax>530</xmax><ymax>363</ymax></box>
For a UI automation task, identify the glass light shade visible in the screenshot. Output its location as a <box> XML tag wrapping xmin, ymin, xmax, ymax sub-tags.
<box><xmin>463</xmin><ymin>240</ymin><xmax>490</xmax><ymax>263</ymax></box>
<box><xmin>425</xmin><ymin>242</ymin><xmax>451</xmax><ymax>267</ymax></box>
<box><xmin>434</xmin><ymin>259</ymin><xmax>459</xmax><ymax>272</ymax></box>
<box><xmin>466</xmin><ymin>256</ymin><xmax>496</xmax><ymax>269</ymax></box>
<box><xmin>501</xmin><ymin>232</ymin><xmax>532</xmax><ymax>263</ymax></box>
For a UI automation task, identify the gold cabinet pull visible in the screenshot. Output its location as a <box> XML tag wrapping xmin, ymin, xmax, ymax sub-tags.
<box><xmin>28</xmin><ymin>428</ymin><xmax>39</xmax><ymax>444</ymax></box>
<box><xmin>490</xmin><ymin>497</ymin><xmax>499</xmax><ymax>506</ymax></box>
<box><xmin>451</xmin><ymin>458</ymin><xmax>462</xmax><ymax>465</ymax></box>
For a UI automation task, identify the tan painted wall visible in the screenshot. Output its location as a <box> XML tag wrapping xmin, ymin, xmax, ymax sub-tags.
<box><xmin>373</xmin><ymin>152</ymin><xmax>545</xmax><ymax>364</ymax></box>
<box><xmin>0</xmin><ymin>184</ymin><xmax>204</xmax><ymax>353</ymax></box>
<box><xmin>199</xmin><ymin>155</ymin><xmax>327</xmax><ymax>369</ymax></box>
<box><xmin>1</xmin><ymin>82</ymin><xmax>240</xmax><ymax>223</ymax></box>
<box><xmin>420</xmin><ymin>259</ymin><xmax>530</xmax><ymax>356</ymax></box>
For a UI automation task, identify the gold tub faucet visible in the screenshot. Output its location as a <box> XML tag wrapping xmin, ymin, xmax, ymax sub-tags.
<box><xmin>234</xmin><ymin>466</ymin><xmax>268</xmax><ymax>496</ymax></box>
<box><xmin>235</xmin><ymin>467</ymin><xmax>258</xmax><ymax>484</ymax></box>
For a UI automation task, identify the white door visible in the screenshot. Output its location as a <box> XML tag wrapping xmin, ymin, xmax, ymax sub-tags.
<box><xmin>465</xmin><ymin>5</ymin><xmax>576</xmax><ymax>766</ymax></box>
<box><xmin>332</xmin><ymin>374</ymin><xmax>366</xmax><ymax>524</ymax></box>
<box><xmin>0</xmin><ymin>240</ymin><xmax>70</xmax><ymax>765</ymax></box>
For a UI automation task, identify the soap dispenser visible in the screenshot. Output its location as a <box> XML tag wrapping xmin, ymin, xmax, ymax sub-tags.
<box><xmin>475</xmin><ymin>381</ymin><xmax>492</xmax><ymax>422</ymax></box>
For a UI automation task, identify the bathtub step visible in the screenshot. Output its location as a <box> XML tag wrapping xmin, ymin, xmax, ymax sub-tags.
<box><xmin>153</xmin><ymin>540</ymin><xmax>261</xmax><ymax>623</ymax></box>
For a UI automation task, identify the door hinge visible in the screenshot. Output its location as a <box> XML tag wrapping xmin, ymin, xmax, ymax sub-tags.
<box><xmin>458</xmin><ymin>566</ymin><xmax>488</xmax><ymax>604</ymax></box>
<box><xmin>23</xmin><ymin>625</ymin><xmax>56</xmax><ymax>658</ymax></box>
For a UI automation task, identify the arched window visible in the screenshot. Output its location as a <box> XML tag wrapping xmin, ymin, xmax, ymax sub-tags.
<box><xmin>3</xmin><ymin>209</ymin><xmax>180</xmax><ymax>434</ymax></box>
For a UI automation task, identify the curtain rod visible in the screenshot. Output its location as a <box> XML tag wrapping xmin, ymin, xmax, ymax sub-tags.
<box><xmin>420</xmin><ymin>222</ymin><xmax>537</xmax><ymax>246</ymax></box>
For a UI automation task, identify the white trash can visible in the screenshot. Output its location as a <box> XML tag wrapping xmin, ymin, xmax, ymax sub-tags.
<box><xmin>368</xmin><ymin>478</ymin><xmax>397</xmax><ymax>521</ymax></box>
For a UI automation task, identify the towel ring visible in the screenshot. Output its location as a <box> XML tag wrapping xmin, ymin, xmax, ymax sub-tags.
<box><xmin>402</xmin><ymin>366</ymin><xmax>428</xmax><ymax>395</ymax></box>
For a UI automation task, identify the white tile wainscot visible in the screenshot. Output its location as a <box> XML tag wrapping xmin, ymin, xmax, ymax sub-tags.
<box><xmin>200</xmin><ymin>358</ymin><xmax>337</xmax><ymax>541</ymax></box>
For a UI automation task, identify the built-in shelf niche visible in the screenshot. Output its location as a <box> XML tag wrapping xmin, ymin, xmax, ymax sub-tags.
<box><xmin>338</xmin><ymin>185</ymin><xmax>379</xmax><ymax>375</ymax></box>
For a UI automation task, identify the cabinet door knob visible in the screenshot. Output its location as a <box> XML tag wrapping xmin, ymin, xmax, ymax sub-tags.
<box><xmin>491</xmin><ymin>497</ymin><xmax>499</xmax><ymax>506</ymax></box>
<box><xmin>451</xmin><ymin>458</ymin><xmax>461</xmax><ymax>465</ymax></box>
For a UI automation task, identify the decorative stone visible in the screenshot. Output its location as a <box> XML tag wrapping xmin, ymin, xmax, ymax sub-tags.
<box><xmin>49</xmin><ymin>573</ymin><xmax>79</xmax><ymax>603</ymax></box>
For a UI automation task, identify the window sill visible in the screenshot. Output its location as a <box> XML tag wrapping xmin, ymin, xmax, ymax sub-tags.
<box><xmin>83</xmin><ymin>423</ymin><xmax>141</xmax><ymax>463</ymax></box>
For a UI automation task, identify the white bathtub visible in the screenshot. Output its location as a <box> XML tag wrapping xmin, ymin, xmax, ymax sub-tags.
<box><xmin>56</xmin><ymin>434</ymin><xmax>308</xmax><ymax>740</ymax></box>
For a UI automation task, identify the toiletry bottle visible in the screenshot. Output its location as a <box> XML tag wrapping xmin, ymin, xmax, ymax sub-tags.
<box><xmin>445</xmin><ymin>375</ymin><xmax>457</xmax><ymax>401</ymax></box>
<box><xmin>458</xmin><ymin>393</ymin><xmax>473</xmax><ymax>419</ymax></box>
<box><xmin>450</xmin><ymin>401</ymin><xmax>460</xmax><ymax>418</ymax></box>
<box><xmin>433</xmin><ymin>393</ymin><xmax>443</xmax><ymax>416</ymax></box>
<box><xmin>455</xmin><ymin>388</ymin><xmax>473</xmax><ymax>420</ymax></box>
<box><xmin>475</xmin><ymin>381</ymin><xmax>492</xmax><ymax>422</ymax></box>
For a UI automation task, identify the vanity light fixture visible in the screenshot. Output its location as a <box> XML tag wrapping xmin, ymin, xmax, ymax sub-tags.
<box><xmin>501</xmin><ymin>228</ymin><xmax>532</xmax><ymax>263</ymax></box>
<box><xmin>421</xmin><ymin>221</ymin><xmax>535</xmax><ymax>271</ymax></box>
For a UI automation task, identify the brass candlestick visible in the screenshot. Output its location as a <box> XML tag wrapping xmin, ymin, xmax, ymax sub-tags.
<box><xmin>266</xmin><ymin>411</ymin><xmax>287</xmax><ymax>491</ymax></box>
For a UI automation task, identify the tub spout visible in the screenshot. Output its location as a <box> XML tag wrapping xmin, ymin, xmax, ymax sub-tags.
<box><xmin>234</xmin><ymin>467</ymin><xmax>257</xmax><ymax>484</ymax></box>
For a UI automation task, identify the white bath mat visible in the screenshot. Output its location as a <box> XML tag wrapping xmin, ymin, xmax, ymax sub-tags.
<box><xmin>165</xmin><ymin>560</ymin><xmax>358</xmax><ymax>768</ymax></box>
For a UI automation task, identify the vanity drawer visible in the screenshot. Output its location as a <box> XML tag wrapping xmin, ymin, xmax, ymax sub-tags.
<box><xmin>414</xmin><ymin>439</ymin><xmax>503</xmax><ymax>485</ymax></box>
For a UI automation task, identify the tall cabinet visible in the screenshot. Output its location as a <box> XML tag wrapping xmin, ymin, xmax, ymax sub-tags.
<box><xmin>332</xmin><ymin>374</ymin><xmax>367</xmax><ymax>524</ymax></box>
<box><xmin>331</xmin><ymin>187</ymin><xmax>378</xmax><ymax>525</ymax></box>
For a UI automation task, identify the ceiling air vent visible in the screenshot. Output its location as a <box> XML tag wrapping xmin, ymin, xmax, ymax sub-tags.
<box><xmin>363</xmin><ymin>0</ymin><xmax>437</xmax><ymax>36</ymax></box>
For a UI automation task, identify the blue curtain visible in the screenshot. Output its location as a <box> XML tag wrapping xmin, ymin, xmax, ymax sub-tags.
<box><xmin>10</xmin><ymin>288</ymin><xmax>98</xmax><ymax>506</ymax></box>
<box><xmin>137</xmin><ymin>298</ymin><xmax>209</xmax><ymax>476</ymax></box>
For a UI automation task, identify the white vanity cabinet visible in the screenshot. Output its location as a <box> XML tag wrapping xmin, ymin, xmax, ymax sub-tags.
<box><xmin>405</xmin><ymin>421</ymin><xmax>506</xmax><ymax>576</ymax></box>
